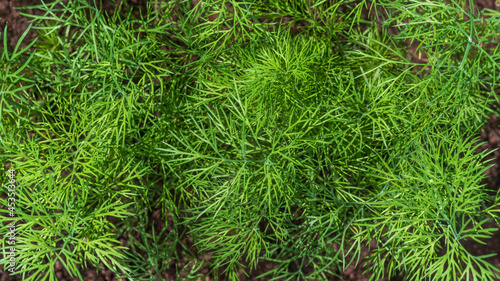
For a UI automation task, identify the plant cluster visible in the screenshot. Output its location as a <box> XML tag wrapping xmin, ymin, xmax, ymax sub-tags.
<box><xmin>1</xmin><ymin>0</ymin><xmax>500</xmax><ymax>280</ymax></box>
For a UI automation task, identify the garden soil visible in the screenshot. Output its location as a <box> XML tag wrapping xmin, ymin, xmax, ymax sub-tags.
<box><xmin>1</xmin><ymin>0</ymin><xmax>500</xmax><ymax>280</ymax></box>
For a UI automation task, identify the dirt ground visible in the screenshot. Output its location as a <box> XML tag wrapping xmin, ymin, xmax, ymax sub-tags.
<box><xmin>1</xmin><ymin>0</ymin><xmax>500</xmax><ymax>280</ymax></box>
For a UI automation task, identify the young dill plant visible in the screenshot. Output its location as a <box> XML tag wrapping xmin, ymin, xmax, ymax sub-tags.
<box><xmin>158</xmin><ymin>0</ymin><xmax>500</xmax><ymax>280</ymax></box>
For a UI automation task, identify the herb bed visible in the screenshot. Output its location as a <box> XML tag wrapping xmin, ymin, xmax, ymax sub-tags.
<box><xmin>1</xmin><ymin>0</ymin><xmax>500</xmax><ymax>281</ymax></box>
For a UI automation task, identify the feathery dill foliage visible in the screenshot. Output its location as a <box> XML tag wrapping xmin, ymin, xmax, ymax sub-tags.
<box><xmin>0</xmin><ymin>0</ymin><xmax>500</xmax><ymax>280</ymax></box>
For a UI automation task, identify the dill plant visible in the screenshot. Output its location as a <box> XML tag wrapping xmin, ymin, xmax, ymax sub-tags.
<box><xmin>0</xmin><ymin>0</ymin><xmax>500</xmax><ymax>280</ymax></box>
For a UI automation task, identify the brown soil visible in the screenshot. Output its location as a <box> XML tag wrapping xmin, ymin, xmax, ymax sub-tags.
<box><xmin>1</xmin><ymin>0</ymin><xmax>500</xmax><ymax>280</ymax></box>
